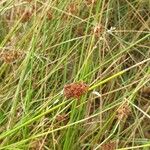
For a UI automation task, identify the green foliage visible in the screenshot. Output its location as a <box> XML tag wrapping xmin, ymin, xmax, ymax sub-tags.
<box><xmin>0</xmin><ymin>0</ymin><xmax>150</xmax><ymax>149</ymax></box>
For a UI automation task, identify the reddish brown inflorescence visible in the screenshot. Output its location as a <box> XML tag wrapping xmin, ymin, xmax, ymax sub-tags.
<box><xmin>67</xmin><ymin>3</ymin><xmax>78</xmax><ymax>15</ymax></box>
<box><xmin>47</xmin><ymin>11</ymin><xmax>53</xmax><ymax>20</ymax></box>
<box><xmin>0</xmin><ymin>50</ymin><xmax>23</xmax><ymax>64</ymax></box>
<box><xmin>21</xmin><ymin>10</ymin><xmax>32</xmax><ymax>23</ymax></box>
<box><xmin>140</xmin><ymin>86</ymin><xmax>150</xmax><ymax>98</ymax></box>
<box><xmin>101</xmin><ymin>141</ymin><xmax>116</xmax><ymax>150</ymax></box>
<box><xmin>91</xmin><ymin>24</ymin><xmax>104</xmax><ymax>37</ymax></box>
<box><xmin>63</xmin><ymin>82</ymin><xmax>89</xmax><ymax>99</ymax></box>
<box><xmin>116</xmin><ymin>102</ymin><xmax>131</xmax><ymax>120</ymax></box>
<box><xmin>56</xmin><ymin>114</ymin><xmax>68</xmax><ymax>123</ymax></box>
<box><xmin>85</xmin><ymin>0</ymin><xmax>97</xmax><ymax>6</ymax></box>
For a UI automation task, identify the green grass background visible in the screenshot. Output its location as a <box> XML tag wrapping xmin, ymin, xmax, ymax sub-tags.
<box><xmin>0</xmin><ymin>0</ymin><xmax>150</xmax><ymax>149</ymax></box>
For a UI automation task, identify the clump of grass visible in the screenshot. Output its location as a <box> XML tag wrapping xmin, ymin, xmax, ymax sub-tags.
<box><xmin>0</xmin><ymin>0</ymin><xmax>150</xmax><ymax>149</ymax></box>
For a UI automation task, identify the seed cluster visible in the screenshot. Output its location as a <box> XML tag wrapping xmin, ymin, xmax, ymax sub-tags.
<box><xmin>21</xmin><ymin>10</ymin><xmax>32</xmax><ymax>23</ymax></box>
<box><xmin>0</xmin><ymin>50</ymin><xmax>23</xmax><ymax>64</ymax></box>
<box><xmin>85</xmin><ymin>0</ymin><xmax>97</xmax><ymax>6</ymax></box>
<box><xmin>101</xmin><ymin>141</ymin><xmax>116</xmax><ymax>150</ymax></box>
<box><xmin>92</xmin><ymin>24</ymin><xmax>104</xmax><ymax>37</ymax></box>
<box><xmin>74</xmin><ymin>26</ymin><xmax>84</xmax><ymax>36</ymax></box>
<box><xmin>116</xmin><ymin>102</ymin><xmax>131</xmax><ymax>120</ymax></box>
<box><xmin>63</xmin><ymin>82</ymin><xmax>89</xmax><ymax>99</ymax></box>
<box><xmin>56</xmin><ymin>114</ymin><xmax>68</xmax><ymax>122</ymax></box>
<box><xmin>47</xmin><ymin>11</ymin><xmax>53</xmax><ymax>20</ymax></box>
<box><xmin>67</xmin><ymin>3</ymin><xmax>78</xmax><ymax>15</ymax></box>
<box><xmin>140</xmin><ymin>87</ymin><xmax>150</xmax><ymax>98</ymax></box>
<box><xmin>62</xmin><ymin>3</ymin><xmax>78</xmax><ymax>20</ymax></box>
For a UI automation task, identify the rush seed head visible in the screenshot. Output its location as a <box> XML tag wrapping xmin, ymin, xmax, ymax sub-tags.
<box><xmin>0</xmin><ymin>50</ymin><xmax>23</xmax><ymax>64</ymax></box>
<box><xmin>21</xmin><ymin>10</ymin><xmax>32</xmax><ymax>23</ymax></box>
<box><xmin>56</xmin><ymin>114</ymin><xmax>68</xmax><ymax>122</ymax></box>
<box><xmin>74</xmin><ymin>26</ymin><xmax>84</xmax><ymax>36</ymax></box>
<box><xmin>140</xmin><ymin>86</ymin><xmax>150</xmax><ymax>98</ymax></box>
<box><xmin>63</xmin><ymin>82</ymin><xmax>89</xmax><ymax>99</ymax></box>
<box><xmin>67</xmin><ymin>3</ymin><xmax>78</xmax><ymax>15</ymax></box>
<box><xmin>116</xmin><ymin>102</ymin><xmax>131</xmax><ymax>120</ymax></box>
<box><xmin>91</xmin><ymin>24</ymin><xmax>104</xmax><ymax>37</ymax></box>
<box><xmin>85</xmin><ymin>0</ymin><xmax>97</xmax><ymax>6</ymax></box>
<box><xmin>101</xmin><ymin>141</ymin><xmax>116</xmax><ymax>150</ymax></box>
<box><xmin>47</xmin><ymin>11</ymin><xmax>53</xmax><ymax>20</ymax></box>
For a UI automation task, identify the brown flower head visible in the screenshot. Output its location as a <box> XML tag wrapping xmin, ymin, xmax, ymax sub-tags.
<box><xmin>63</xmin><ymin>82</ymin><xmax>89</xmax><ymax>99</ymax></box>
<box><xmin>101</xmin><ymin>141</ymin><xmax>116</xmax><ymax>150</ymax></box>
<box><xmin>116</xmin><ymin>102</ymin><xmax>131</xmax><ymax>120</ymax></box>
<box><xmin>67</xmin><ymin>3</ymin><xmax>78</xmax><ymax>15</ymax></box>
<box><xmin>85</xmin><ymin>0</ymin><xmax>97</xmax><ymax>6</ymax></box>
<box><xmin>21</xmin><ymin>10</ymin><xmax>32</xmax><ymax>23</ymax></box>
<box><xmin>91</xmin><ymin>24</ymin><xmax>104</xmax><ymax>37</ymax></box>
<box><xmin>56</xmin><ymin>114</ymin><xmax>68</xmax><ymax>123</ymax></box>
<box><xmin>74</xmin><ymin>26</ymin><xmax>84</xmax><ymax>36</ymax></box>
<box><xmin>0</xmin><ymin>50</ymin><xmax>23</xmax><ymax>64</ymax></box>
<box><xmin>47</xmin><ymin>11</ymin><xmax>53</xmax><ymax>20</ymax></box>
<box><xmin>140</xmin><ymin>87</ymin><xmax>150</xmax><ymax>98</ymax></box>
